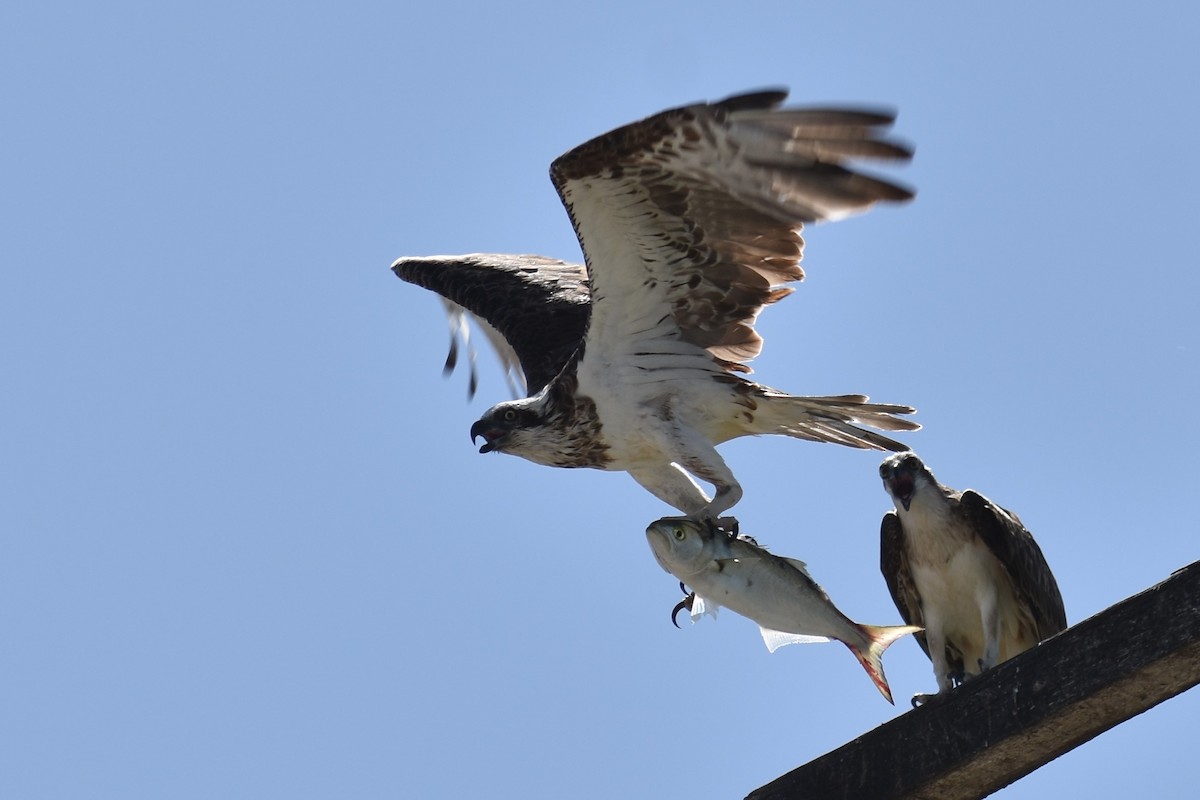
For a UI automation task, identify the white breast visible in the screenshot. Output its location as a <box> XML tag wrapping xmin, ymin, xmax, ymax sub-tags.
<box><xmin>901</xmin><ymin>495</ymin><xmax>1027</xmax><ymax>670</ymax></box>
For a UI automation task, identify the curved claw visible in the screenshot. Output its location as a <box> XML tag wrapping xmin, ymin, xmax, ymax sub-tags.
<box><xmin>671</xmin><ymin>591</ymin><xmax>696</xmax><ymax>629</ymax></box>
<box><xmin>671</xmin><ymin>599</ymin><xmax>689</xmax><ymax>629</ymax></box>
<box><xmin>911</xmin><ymin>692</ymin><xmax>936</xmax><ymax>709</ymax></box>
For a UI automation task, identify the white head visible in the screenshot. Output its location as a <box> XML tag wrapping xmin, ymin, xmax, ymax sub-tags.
<box><xmin>470</xmin><ymin>395</ymin><xmax>551</xmax><ymax>456</ymax></box>
<box><xmin>878</xmin><ymin>451</ymin><xmax>937</xmax><ymax>512</ymax></box>
<box><xmin>469</xmin><ymin>383</ymin><xmax>610</xmax><ymax>469</ymax></box>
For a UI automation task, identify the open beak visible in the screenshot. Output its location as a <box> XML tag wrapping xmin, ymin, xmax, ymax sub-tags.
<box><xmin>887</xmin><ymin>470</ymin><xmax>915</xmax><ymax>511</ymax></box>
<box><xmin>470</xmin><ymin>419</ymin><xmax>502</xmax><ymax>454</ymax></box>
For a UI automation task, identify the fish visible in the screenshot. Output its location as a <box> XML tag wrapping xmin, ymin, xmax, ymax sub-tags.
<box><xmin>645</xmin><ymin>517</ymin><xmax>920</xmax><ymax>703</ymax></box>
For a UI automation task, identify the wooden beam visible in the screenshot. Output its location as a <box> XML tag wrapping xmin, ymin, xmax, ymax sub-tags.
<box><xmin>746</xmin><ymin>560</ymin><xmax>1200</xmax><ymax>800</ymax></box>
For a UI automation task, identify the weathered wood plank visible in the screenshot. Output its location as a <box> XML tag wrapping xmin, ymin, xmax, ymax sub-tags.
<box><xmin>746</xmin><ymin>561</ymin><xmax>1200</xmax><ymax>800</ymax></box>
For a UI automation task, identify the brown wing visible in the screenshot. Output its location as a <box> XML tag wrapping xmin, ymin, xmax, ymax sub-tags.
<box><xmin>391</xmin><ymin>253</ymin><xmax>590</xmax><ymax>396</ymax></box>
<box><xmin>881</xmin><ymin>511</ymin><xmax>931</xmax><ymax>659</ymax></box>
<box><xmin>550</xmin><ymin>88</ymin><xmax>915</xmax><ymax>373</ymax></box>
<box><xmin>960</xmin><ymin>490</ymin><xmax>1068</xmax><ymax>639</ymax></box>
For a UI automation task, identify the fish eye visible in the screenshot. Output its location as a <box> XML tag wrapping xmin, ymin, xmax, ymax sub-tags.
<box><xmin>672</xmin><ymin>526</ymin><xmax>687</xmax><ymax>541</ymax></box>
<box><xmin>502</xmin><ymin>409</ymin><xmax>517</xmax><ymax>422</ymax></box>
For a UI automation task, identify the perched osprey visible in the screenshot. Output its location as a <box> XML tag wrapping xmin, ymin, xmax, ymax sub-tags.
<box><xmin>878</xmin><ymin>452</ymin><xmax>1067</xmax><ymax>705</ymax></box>
<box><xmin>395</xmin><ymin>89</ymin><xmax>920</xmax><ymax>522</ymax></box>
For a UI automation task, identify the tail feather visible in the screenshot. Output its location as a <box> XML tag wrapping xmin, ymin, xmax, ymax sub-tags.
<box><xmin>758</xmin><ymin>392</ymin><xmax>920</xmax><ymax>452</ymax></box>
<box><xmin>849</xmin><ymin>623</ymin><xmax>922</xmax><ymax>704</ymax></box>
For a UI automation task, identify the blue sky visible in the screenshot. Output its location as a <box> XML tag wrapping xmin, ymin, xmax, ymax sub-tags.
<box><xmin>4</xmin><ymin>2</ymin><xmax>1198</xmax><ymax>798</ymax></box>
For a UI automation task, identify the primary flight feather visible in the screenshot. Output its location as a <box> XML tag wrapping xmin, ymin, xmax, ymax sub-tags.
<box><xmin>394</xmin><ymin>89</ymin><xmax>919</xmax><ymax>522</ymax></box>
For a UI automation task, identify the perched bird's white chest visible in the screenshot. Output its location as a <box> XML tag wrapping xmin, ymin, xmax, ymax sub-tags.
<box><xmin>880</xmin><ymin>452</ymin><xmax>1066</xmax><ymax>695</ymax></box>
<box><xmin>900</xmin><ymin>496</ymin><xmax>966</xmax><ymax>568</ymax></box>
<box><xmin>899</xmin><ymin>495</ymin><xmax>1014</xmax><ymax>668</ymax></box>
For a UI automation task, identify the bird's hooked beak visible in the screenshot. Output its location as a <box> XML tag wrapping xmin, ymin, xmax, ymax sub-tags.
<box><xmin>886</xmin><ymin>466</ymin><xmax>915</xmax><ymax>511</ymax></box>
<box><xmin>470</xmin><ymin>418</ymin><xmax>505</xmax><ymax>454</ymax></box>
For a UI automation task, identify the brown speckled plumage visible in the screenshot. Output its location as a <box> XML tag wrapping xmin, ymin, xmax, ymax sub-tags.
<box><xmin>393</xmin><ymin>89</ymin><xmax>919</xmax><ymax>517</ymax></box>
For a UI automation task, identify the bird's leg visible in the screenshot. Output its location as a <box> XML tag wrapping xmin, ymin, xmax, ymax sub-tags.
<box><xmin>627</xmin><ymin>464</ymin><xmax>711</xmax><ymax>517</ymax></box>
<box><xmin>690</xmin><ymin>472</ymin><xmax>741</xmax><ymax>538</ymax></box>
<box><xmin>626</xmin><ymin>436</ymin><xmax>742</xmax><ymax>535</ymax></box>
<box><xmin>700</xmin><ymin>480</ymin><xmax>743</xmax><ymax>521</ymax></box>
<box><xmin>703</xmin><ymin>516</ymin><xmax>740</xmax><ymax>539</ymax></box>
<box><xmin>922</xmin><ymin>617</ymin><xmax>957</xmax><ymax>693</ymax></box>
<box><xmin>657</xmin><ymin>420</ymin><xmax>743</xmax><ymax>520</ymax></box>
<box><xmin>977</xmin><ymin>586</ymin><xmax>1002</xmax><ymax>672</ymax></box>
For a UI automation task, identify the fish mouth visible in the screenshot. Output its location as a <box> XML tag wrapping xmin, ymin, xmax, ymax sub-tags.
<box><xmin>644</xmin><ymin>524</ymin><xmax>677</xmax><ymax>574</ymax></box>
<box><xmin>469</xmin><ymin>420</ymin><xmax>505</xmax><ymax>454</ymax></box>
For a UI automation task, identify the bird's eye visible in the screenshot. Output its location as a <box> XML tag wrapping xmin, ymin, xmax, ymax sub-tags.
<box><xmin>879</xmin><ymin>464</ymin><xmax>889</xmax><ymax>478</ymax></box>
<box><xmin>672</xmin><ymin>526</ymin><xmax>687</xmax><ymax>541</ymax></box>
<box><xmin>502</xmin><ymin>409</ymin><xmax>517</xmax><ymax>422</ymax></box>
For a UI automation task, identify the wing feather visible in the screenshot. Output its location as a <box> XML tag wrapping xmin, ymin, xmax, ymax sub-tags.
<box><xmin>960</xmin><ymin>491</ymin><xmax>1069</xmax><ymax>639</ymax></box>
<box><xmin>391</xmin><ymin>253</ymin><xmax>589</xmax><ymax>395</ymax></box>
<box><xmin>437</xmin><ymin>297</ymin><xmax>524</xmax><ymax>399</ymax></box>
<box><xmin>881</xmin><ymin>511</ymin><xmax>931</xmax><ymax>659</ymax></box>
<box><xmin>550</xmin><ymin>89</ymin><xmax>913</xmax><ymax>377</ymax></box>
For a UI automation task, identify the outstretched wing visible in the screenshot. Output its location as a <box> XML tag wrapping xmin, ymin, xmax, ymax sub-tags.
<box><xmin>960</xmin><ymin>490</ymin><xmax>1069</xmax><ymax>639</ymax></box>
<box><xmin>880</xmin><ymin>511</ymin><xmax>931</xmax><ymax>659</ymax></box>
<box><xmin>392</xmin><ymin>253</ymin><xmax>590</xmax><ymax>396</ymax></box>
<box><xmin>435</xmin><ymin>297</ymin><xmax>525</xmax><ymax>399</ymax></box>
<box><xmin>551</xmin><ymin>88</ymin><xmax>913</xmax><ymax>379</ymax></box>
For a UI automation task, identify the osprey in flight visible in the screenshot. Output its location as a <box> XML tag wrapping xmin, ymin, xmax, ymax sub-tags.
<box><xmin>878</xmin><ymin>452</ymin><xmax>1068</xmax><ymax>705</ymax></box>
<box><xmin>394</xmin><ymin>89</ymin><xmax>919</xmax><ymax>522</ymax></box>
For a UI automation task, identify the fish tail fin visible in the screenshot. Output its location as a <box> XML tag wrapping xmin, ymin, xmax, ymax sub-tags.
<box><xmin>849</xmin><ymin>623</ymin><xmax>922</xmax><ymax>704</ymax></box>
<box><xmin>752</xmin><ymin>392</ymin><xmax>919</xmax><ymax>452</ymax></box>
